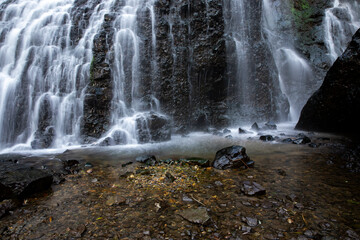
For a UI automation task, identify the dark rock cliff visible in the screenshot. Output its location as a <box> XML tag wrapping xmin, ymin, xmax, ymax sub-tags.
<box><xmin>296</xmin><ymin>28</ymin><xmax>360</xmax><ymax>137</ymax></box>
<box><xmin>154</xmin><ymin>0</ymin><xmax>227</xmax><ymax>132</ymax></box>
<box><xmin>82</xmin><ymin>13</ymin><xmax>115</xmax><ymax>141</ymax></box>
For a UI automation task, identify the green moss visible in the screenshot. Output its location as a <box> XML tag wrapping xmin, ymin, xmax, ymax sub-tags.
<box><xmin>291</xmin><ymin>0</ymin><xmax>313</xmax><ymax>27</ymax></box>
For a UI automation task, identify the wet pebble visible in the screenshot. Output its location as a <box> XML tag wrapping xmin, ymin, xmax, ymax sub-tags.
<box><xmin>182</xmin><ymin>195</ymin><xmax>193</xmax><ymax>202</ymax></box>
<box><xmin>241</xmin><ymin>181</ymin><xmax>266</xmax><ymax>196</ymax></box>
<box><xmin>242</xmin><ymin>216</ymin><xmax>258</xmax><ymax>227</ymax></box>
<box><xmin>214</xmin><ymin>181</ymin><xmax>223</xmax><ymax>186</ymax></box>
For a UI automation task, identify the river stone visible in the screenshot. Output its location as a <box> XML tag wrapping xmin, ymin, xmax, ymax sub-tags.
<box><xmin>178</xmin><ymin>207</ymin><xmax>210</xmax><ymax>225</ymax></box>
<box><xmin>241</xmin><ymin>181</ymin><xmax>266</xmax><ymax>196</ymax></box>
<box><xmin>136</xmin><ymin>155</ymin><xmax>157</xmax><ymax>166</ymax></box>
<box><xmin>0</xmin><ymin>168</ymin><xmax>53</xmax><ymax>201</ymax></box>
<box><xmin>260</xmin><ymin>135</ymin><xmax>274</xmax><ymax>142</ymax></box>
<box><xmin>213</xmin><ymin>145</ymin><xmax>253</xmax><ymax>170</ymax></box>
<box><xmin>106</xmin><ymin>195</ymin><xmax>126</xmax><ymax>206</ymax></box>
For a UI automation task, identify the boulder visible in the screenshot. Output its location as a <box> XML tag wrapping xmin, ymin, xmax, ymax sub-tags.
<box><xmin>0</xmin><ymin>168</ymin><xmax>53</xmax><ymax>201</ymax></box>
<box><xmin>263</xmin><ymin>122</ymin><xmax>277</xmax><ymax>130</ymax></box>
<box><xmin>238</xmin><ymin>128</ymin><xmax>247</xmax><ymax>134</ymax></box>
<box><xmin>136</xmin><ymin>112</ymin><xmax>171</xmax><ymax>143</ymax></box>
<box><xmin>296</xmin><ymin>29</ymin><xmax>360</xmax><ymax>138</ymax></box>
<box><xmin>213</xmin><ymin>146</ymin><xmax>253</xmax><ymax>170</ymax></box>
<box><xmin>136</xmin><ymin>155</ymin><xmax>158</xmax><ymax>166</ymax></box>
<box><xmin>251</xmin><ymin>122</ymin><xmax>260</xmax><ymax>131</ymax></box>
<box><xmin>293</xmin><ymin>136</ymin><xmax>311</xmax><ymax>145</ymax></box>
<box><xmin>259</xmin><ymin>135</ymin><xmax>274</xmax><ymax>142</ymax></box>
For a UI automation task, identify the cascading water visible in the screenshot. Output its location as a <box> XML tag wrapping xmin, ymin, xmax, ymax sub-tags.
<box><xmin>262</xmin><ymin>0</ymin><xmax>313</xmax><ymax>122</ymax></box>
<box><xmin>324</xmin><ymin>0</ymin><xmax>360</xmax><ymax>63</ymax></box>
<box><xmin>0</xmin><ymin>0</ymin><xmax>161</xmax><ymax>151</ymax></box>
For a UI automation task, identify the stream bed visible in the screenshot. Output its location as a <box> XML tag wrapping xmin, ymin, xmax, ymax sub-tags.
<box><xmin>0</xmin><ymin>126</ymin><xmax>359</xmax><ymax>239</ymax></box>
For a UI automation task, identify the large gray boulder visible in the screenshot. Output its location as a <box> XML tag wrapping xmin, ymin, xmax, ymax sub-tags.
<box><xmin>296</xmin><ymin>29</ymin><xmax>360</xmax><ymax>138</ymax></box>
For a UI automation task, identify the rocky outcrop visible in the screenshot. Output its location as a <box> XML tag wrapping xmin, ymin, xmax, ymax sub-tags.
<box><xmin>81</xmin><ymin>14</ymin><xmax>115</xmax><ymax>141</ymax></box>
<box><xmin>136</xmin><ymin>112</ymin><xmax>171</xmax><ymax>143</ymax></box>
<box><xmin>154</xmin><ymin>0</ymin><xmax>227</xmax><ymax>132</ymax></box>
<box><xmin>296</xmin><ymin>29</ymin><xmax>360</xmax><ymax>137</ymax></box>
<box><xmin>0</xmin><ymin>161</ymin><xmax>53</xmax><ymax>201</ymax></box>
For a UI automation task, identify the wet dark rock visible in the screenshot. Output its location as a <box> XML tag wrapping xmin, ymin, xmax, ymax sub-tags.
<box><xmin>0</xmin><ymin>168</ymin><xmax>53</xmax><ymax>201</ymax></box>
<box><xmin>287</xmin><ymin>194</ymin><xmax>298</xmax><ymax>202</ymax></box>
<box><xmin>178</xmin><ymin>207</ymin><xmax>210</xmax><ymax>225</ymax></box>
<box><xmin>212</xmin><ymin>130</ymin><xmax>224</xmax><ymax>136</ymax></box>
<box><xmin>276</xmin><ymin>169</ymin><xmax>287</xmax><ymax>176</ymax></box>
<box><xmin>0</xmin><ymin>199</ymin><xmax>20</xmax><ymax>218</ymax></box>
<box><xmin>241</xmin><ymin>181</ymin><xmax>266</xmax><ymax>196</ymax></box>
<box><xmin>121</xmin><ymin>161</ymin><xmax>133</xmax><ymax>168</ymax></box>
<box><xmin>238</xmin><ymin>128</ymin><xmax>247</xmax><ymax>134</ymax></box>
<box><xmin>178</xmin><ymin>158</ymin><xmax>210</xmax><ymax>167</ymax></box>
<box><xmin>31</xmin><ymin>126</ymin><xmax>56</xmax><ymax>149</ymax></box>
<box><xmin>136</xmin><ymin>112</ymin><xmax>171</xmax><ymax>143</ymax></box>
<box><xmin>225</xmin><ymin>135</ymin><xmax>233</xmax><ymax>139</ymax></box>
<box><xmin>136</xmin><ymin>169</ymin><xmax>151</xmax><ymax>176</ymax></box>
<box><xmin>223</xmin><ymin>128</ymin><xmax>231</xmax><ymax>134</ymax></box>
<box><xmin>293</xmin><ymin>136</ymin><xmax>311</xmax><ymax>145</ymax></box>
<box><xmin>136</xmin><ymin>155</ymin><xmax>158</xmax><ymax>166</ymax></box>
<box><xmin>63</xmin><ymin>159</ymin><xmax>80</xmax><ymax>173</ymax></box>
<box><xmin>264</xmin><ymin>122</ymin><xmax>277</xmax><ymax>130</ymax></box>
<box><xmin>84</xmin><ymin>162</ymin><xmax>93</xmax><ymax>168</ymax></box>
<box><xmin>282</xmin><ymin>138</ymin><xmax>293</xmax><ymax>143</ymax></box>
<box><xmin>308</xmin><ymin>142</ymin><xmax>321</xmax><ymax>148</ymax></box>
<box><xmin>260</xmin><ymin>135</ymin><xmax>275</xmax><ymax>142</ymax></box>
<box><xmin>296</xmin><ymin>29</ymin><xmax>360</xmax><ymax>138</ymax></box>
<box><xmin>242</xmin><ymin>216</ymin><xmax>258</xmax><ymax>227</ymax></box>
<box><xmin>241</xmin><ymin>225</ymin><xmax>252</xmax><ymax>233</ymax></box>
<box><xmin>213</xmin><ymin>145</ymin><xmax>253</xmax><ymax>170</ymax></box>
<box><xmin>251</xmin><ymin>122</ymin><xmax>260</xmax><ymax>131</ymax></box>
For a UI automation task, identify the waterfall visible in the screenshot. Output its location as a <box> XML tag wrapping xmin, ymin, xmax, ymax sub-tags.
<box><xmin>324</xmin><ymin>0</ymin><xmax>360</xmax><ymax>63</ymax></box>
<box><xmin>262</xmin><ymin>0</ymin><xmax>313</xmax><ymax>122</ymax></box>
<box><xmin>0</xmin><ymin>0</ymin><xmax>159</xmax><ymax>150</ymax></box>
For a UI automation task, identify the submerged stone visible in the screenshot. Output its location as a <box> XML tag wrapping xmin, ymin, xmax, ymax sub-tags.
<box><xmin>178</xmin><ymin>207</ymin><xmax>210</xmax><ymax>225</ymax></box>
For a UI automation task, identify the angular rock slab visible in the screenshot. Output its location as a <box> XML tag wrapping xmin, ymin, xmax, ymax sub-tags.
<box><xmin>213</xmin><ymin>145</ymin><xmax>253</xmax><ymax>170</ymax></box>
<box><xmin>0</xmin><ymin>168</ymin><xmax>53</xmax><ymax>201</ymax></box>
<box><xmin>241</xmin><ymin>181</ymin><xmax>266</xmax><ymax>196</ymax></box>
<box><xmin>178</xmin><ymin>207</ymin><xmax>210</xmax><ymax>225</ymax></box>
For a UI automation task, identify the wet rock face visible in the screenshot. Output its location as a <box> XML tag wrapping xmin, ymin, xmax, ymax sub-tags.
<box><xmin>81</xmin><ymin>14</ymin><xmax>115</xmax><ymax>141</ymax></box>
<box><xmin>296</xmin><ymin>29</ymin><xmax>360</xmax><ymax>138</ymax></box>
<box><xmin>136</xmin><ymin>112</ymin><xmax>171</xmax><ymax>143</ymax></box>
<box><xmin>154</xmin><ymin>0</ymin><xmax>227</xmax><ymax>132</ymax></box>
<box><xmin>31</xmin><ymin>95</ymin><xmax>55</xmax><ymax>149</ymax></box>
